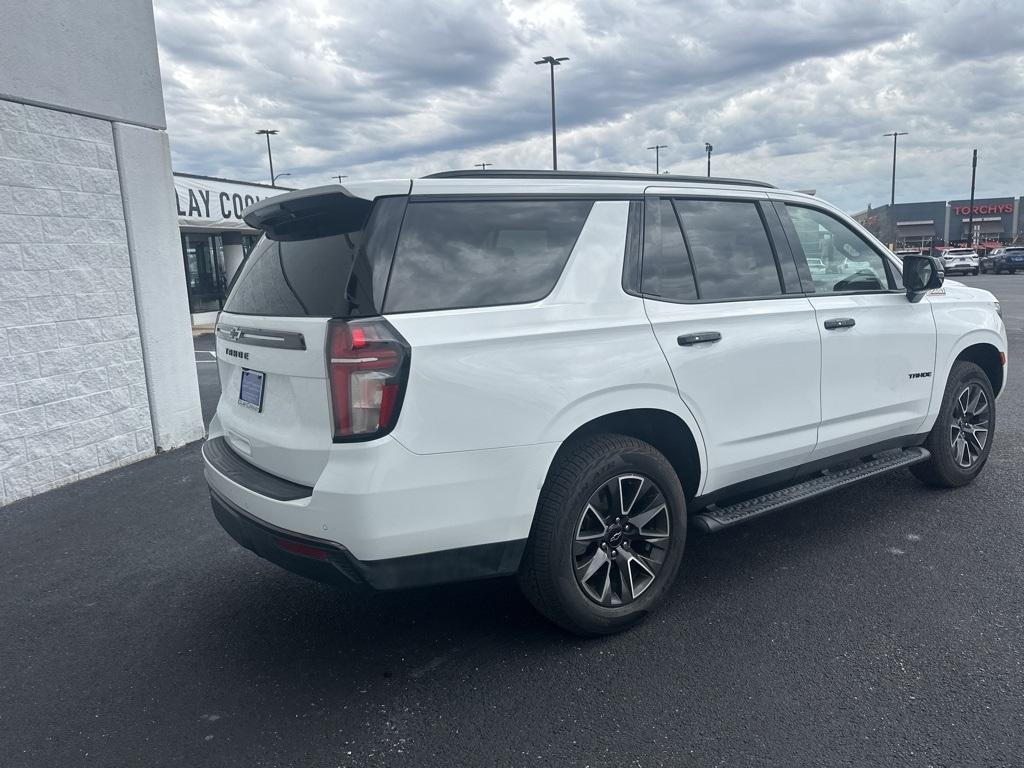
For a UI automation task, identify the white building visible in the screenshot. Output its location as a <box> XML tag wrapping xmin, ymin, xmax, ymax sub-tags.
<box><xmin>1</xmin><ymin>0</ymin><xmax>204</xmax><ymax>504</ymax></box>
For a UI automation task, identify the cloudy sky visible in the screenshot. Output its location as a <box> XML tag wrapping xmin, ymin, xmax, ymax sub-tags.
<box><xmin>153</xmin><ymin>0</ymin><xmax>1024</xmax><ymax>212</ymax></box>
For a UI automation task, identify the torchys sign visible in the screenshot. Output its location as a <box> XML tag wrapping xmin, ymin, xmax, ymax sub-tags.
<box><xmin>951</xmin><ymin>202</ymin><xmax>1014</xmax><ymax>216</ymax></box>
<box><xmin>174</xmin><ymin>174</ymin><xmax>286</xmax><ymax>230</ymax></box>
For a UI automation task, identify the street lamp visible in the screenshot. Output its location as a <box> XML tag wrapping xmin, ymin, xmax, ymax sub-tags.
<box><xmin>967</xmin><ymin>148</ymin><xmax>978</xmax><ymax>246</ymax></box>
<box><xmin>255</xmin><ymin>129</ymin><xmax>279</xmax><ymax>186</ymax></box>
<box><xmin>704</xmin><ymin>142</ymin><xmax>713</xmax><ymax>177</ymax></box>
<box><xmin>883</xmin><ymin>131</ymin><xmax>908</xmax><ymax>207</ymax></box>
<box><xmin>646</xmin><ymin>144</ymin><xmax>667</xmax><ymax>174</ymax></box>
<box><xmin>534</xmin><ymin>55</ymin><xmax>569</xmax><ymax>170</ymax></box>
<box><xmin>273</xmin><ymin>172</ymin><xmax>291</xmax><ymax>185</ymax></box>
<box><xmin>332</xmin><ymin>174</ymin><xmax>348</xmax><ymax>183</ymax></box>
<box><xmin>474</xmin><ymin>162</ymin><xmax>492</xmax><ymax>171</ymax></box>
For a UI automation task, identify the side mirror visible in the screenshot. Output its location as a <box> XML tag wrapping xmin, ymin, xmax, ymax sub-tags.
<box><xmin>902</xmin><ymin>254</ymin><xmax>944</xmax><ymax>303</ymax></box>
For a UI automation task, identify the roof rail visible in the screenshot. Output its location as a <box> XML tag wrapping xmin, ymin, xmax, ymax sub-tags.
<box><xmin>423</xmin><ymin>169</ymin><xmax>776</xmax><ymax>189</ymax></box>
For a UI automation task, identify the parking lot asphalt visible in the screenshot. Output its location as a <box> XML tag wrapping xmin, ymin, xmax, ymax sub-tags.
<box><xmin>2</xmin><ymin>275</ymin><xmax>1023</xmax><ymax>767</ymax></box>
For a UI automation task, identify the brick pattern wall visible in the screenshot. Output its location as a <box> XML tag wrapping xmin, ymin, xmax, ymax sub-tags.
<box><xmin>0</xmin><ymin>99</ymin><xmax>155</xmax><ymax>505</ymax></box>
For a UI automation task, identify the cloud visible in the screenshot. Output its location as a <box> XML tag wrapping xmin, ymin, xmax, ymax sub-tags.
<box><xmin>153</xmin><ymin>0</ymin><xmax>1024</xmax><ymax>210</ymax></box>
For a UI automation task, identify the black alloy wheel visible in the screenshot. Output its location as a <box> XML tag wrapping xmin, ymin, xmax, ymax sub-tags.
<box><xmin>912</xmin><ymin>361</ymin><xmax>996</xmax><ymax>487</ymax></box>
<box><xmin>572</xmin><ymin>474</ymin><xmax>671</xmax><ymax>606</ymax></box>
<box><xmin>518</xmin><ymin>434</ymin><xmax>687</xmax><ymax>636</ymax></box>
<box><xmin>948</xmin><ymin>383</ymin><xmax>990</xmax><ymax>469</ymax></box>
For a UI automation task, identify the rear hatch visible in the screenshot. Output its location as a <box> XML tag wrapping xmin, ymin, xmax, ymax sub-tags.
<box><xmin>213</xmin><ymin>182</ymin><xmax>410</xmax><ymax>486</ymax></box>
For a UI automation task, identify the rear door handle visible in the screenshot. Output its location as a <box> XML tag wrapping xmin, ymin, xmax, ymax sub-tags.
<box><xmin>677</xmin><ymin>331</ymin><xmax>722</xmax><ymax>346</ymax></box>
<box><xmin>823</xmin><ymin>318</ymin><xmax>856</xmax><ymax>330</ymax></box>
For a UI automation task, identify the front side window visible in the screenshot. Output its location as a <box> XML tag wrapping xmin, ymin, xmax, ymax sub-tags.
<box><xmin>785</xmin><ymin>205</ymin><xmax>894</xmax><ymax>293</ymax></box>
<box><xmin>673</xmin><ymin>199</ymin><xmax>783</xmax><ymax>300</ymax></box>
<box><xmin>384</xmin><ymin>199</ymin><xmax>593</xmax><ymax>313</ymax></box>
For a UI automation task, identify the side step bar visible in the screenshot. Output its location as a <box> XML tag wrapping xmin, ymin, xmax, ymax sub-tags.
<box><xmin>693</xmin><ymin>447</ymin><xmax>930</xmax><ymax>533</ymax></box>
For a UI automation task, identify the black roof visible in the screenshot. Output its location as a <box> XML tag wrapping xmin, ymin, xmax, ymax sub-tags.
<box><xmin>423</xmin><ymin>169</ymin><xmax>775</xmax><ymax>189</ymax></box>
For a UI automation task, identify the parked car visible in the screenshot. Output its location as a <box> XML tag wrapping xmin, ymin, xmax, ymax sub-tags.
<box><xmin>942</xmin><ymin>248</ymin><xmax>980</xmax><ymax>275</ymax></box>
<box><xmin>806</xmin><ymin>257</ymin><xmax>827</xmax><ymax>273</ymax></box>
<box><xmin>203</xmin><ymin>170</ymin><xmax>1007</xmax><ymax>636</ymax></box>
<box><xmin>982</xmin><ymin>246</ymin><xmax>1024</xmax><ymax>274</ymax></box>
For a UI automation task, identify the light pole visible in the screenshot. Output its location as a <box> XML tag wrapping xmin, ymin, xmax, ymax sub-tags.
<box><xmin>272</xmin><ymin>172</ymin><xmax>291</xmax><ymax>185</ymax></box>
<box><xmin>704</xmin><ymin>142</ymin><xmax>713</xmax><ymax>177</ymax></box>
<box><xmin>255</xmin><ymin>129</ymin><xmax>279</xmax><ymax>186</ymax></box>
<box><xmin>474</xmin><ymin>162</ymin><xmax>492</xmax><ymax>171</ymax></box>
<box><xmin>534</xmin><ymin>55</ymin><xmax>569</xmax><ymax>170</ymax></box>
<box><xmin>646</xmin><ymin>144</ymin><xmax>667</xmax><ymax>174</ymax></box>
<box><xmin>883</xmin><ymin>131</ymin><xmax>908</xmax><ymax>207</ymax></box>
<box><xmin>967</xmin><ymin>148</ymin><xmax>978</xmax><ymax>246</ymax></box>
<box><xmin>332</xmin><ymin>174</ymin><xmax>348</xmax><ymax>183</ymax></box>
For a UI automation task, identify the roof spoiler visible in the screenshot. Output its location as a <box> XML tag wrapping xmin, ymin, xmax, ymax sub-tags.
<box><xmin>242</xmin><ymin>184</ymin><xmax>372</xmax><ymax>240</ymax></box>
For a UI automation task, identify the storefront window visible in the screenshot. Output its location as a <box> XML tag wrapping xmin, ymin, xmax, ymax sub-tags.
<box><xmin>182</xmin><ymin>234</ymin><xmax>228</xmax><ymax>313</ymax></box>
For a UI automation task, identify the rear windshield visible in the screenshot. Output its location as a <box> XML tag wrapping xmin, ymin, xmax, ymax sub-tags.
<box><xmin>383</xmin><ymin>199</ymin><xmax>593</xmax><ymax>313</ymax></box>
<box><xmin>224</xmin><ymin>196</ymin><xmax>404</xmax><ymax>317</ymax></box>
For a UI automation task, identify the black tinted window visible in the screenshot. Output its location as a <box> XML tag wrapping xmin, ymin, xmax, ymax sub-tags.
<box><xmin>384</xmin><ymin>200</ymin><xmax>592</xmax><ymax>312</ymax></box>
<box><xmin>641</xmin><ymin>198</ymin><xmax>697</xmax><ymax>301</ymax></box>
<box><xmin>224</xmin><ymin>231</ymin><xmax>365</xmax><ymax>316</ymax></box>
<box><xmin>222</xmin><ymin>195</ymin><xmax>405</xmax><ymax>317</ymax></box>
<box><xmin>674</xmin><ymin>199</ymin><xmax>782</xmax><ymax>300</ymax></box>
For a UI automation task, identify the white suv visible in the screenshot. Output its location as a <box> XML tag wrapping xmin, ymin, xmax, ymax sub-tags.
<box><xmin>203</xmin><ymin>171</ymin><xmax>1007</xmax><ymax>635</ymax></box>
<box><xmin>943</xmin><ymin>247</ymin><xmax>980</xmax><ymax>275</ymax></box>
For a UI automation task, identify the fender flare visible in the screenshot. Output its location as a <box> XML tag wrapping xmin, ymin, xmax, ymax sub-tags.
<box><xmin>538</xmin><ymin>384</ymin><xmax>710</xmax><ymax>496</ymax></box>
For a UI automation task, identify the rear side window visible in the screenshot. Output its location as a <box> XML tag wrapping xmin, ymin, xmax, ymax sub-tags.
<box><xmin>383</xmin><ymin>199</ymin><xmax>593</xmax><ymax>313</ymax></box>
<box><xmin>641</xmin><ymin>198</ymin><xmax>698</xmax><ymax>301</ymax></box>
<box><xmin>673</xmin><ymin>199</ymin><xmax>783</xmax><ymax>300</ymax></box>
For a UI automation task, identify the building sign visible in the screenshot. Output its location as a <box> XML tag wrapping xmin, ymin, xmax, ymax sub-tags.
<box><xmin>951</xmin><ymin>202</ymin><xmax>1013</xmax><ymax>216</ymax></box>
<box><xmin>174</xmin><ymin>173</ymin><xmax>286</xmax><ymax>230</ymax></box>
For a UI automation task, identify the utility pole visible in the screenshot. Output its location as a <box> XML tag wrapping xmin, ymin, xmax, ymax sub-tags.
<box><xmin>255</xmin><ymin>129</ymin><xmax>279</xmax><ymax>186</ymax></box>
<box><xmin>646</xmin><ymin>144</ymin><xmax>667</xmax><ymax>174</ymax></box>
<box><xmin>883</xmin><ymin>131</ymin><xmax>908</xmax><ymax>207</ymax></box>
<box><xmin>967</xmin><ymin>148</ymin><xmax>978</xmax><ymax>246</ymax></box>
<box><xmin>474</xmin><ymin>162</ymin><xmax>491</xmax><ymax>171</ymax></box>
<box><xmin>332</xmin><ymin>174</ymin><xmax>348</xmax><ymax>183</ymax></box>
<box><xmin>704</xmin><ymin>142</ymin><xmax>713</xmax><ymax>177</ymax></box>
<box><xmin>534</xmin><ymin>55</ymin><xmax>569</xmax><ymax>170</ymax></box>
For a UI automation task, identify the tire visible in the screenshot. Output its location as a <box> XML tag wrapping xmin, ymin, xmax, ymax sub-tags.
<box><xmin>911</xmin><ymin>361</ymin><xmax>995</xmax><ymax>488</ymax></box>
<box><xmin>973</xmin><ymin>269</ymin><xmax>980</xmax><ymax>275</ymax></box>
<box><xmin>518</xmin><ymin>434</ymin><xmax>687</xmax><ymax>636</ymax></box>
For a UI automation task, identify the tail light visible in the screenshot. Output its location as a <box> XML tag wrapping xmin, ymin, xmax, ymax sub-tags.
<box><xmin>327</xmin><ymin>318</ymin><xmax>410</xmax><ymax>441</ymax></box>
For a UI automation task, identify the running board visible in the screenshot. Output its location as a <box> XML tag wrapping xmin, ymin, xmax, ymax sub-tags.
<box><xmin>693</xmin><ymin>447</ymin><xmax>930</xmax><ymax>533</ymax></box>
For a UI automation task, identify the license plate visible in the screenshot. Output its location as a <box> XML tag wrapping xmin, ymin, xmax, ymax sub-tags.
<box><xmin>238</xmin><ymin>369</ymin><xmax>265</xmax><ymax>412</ymax></box>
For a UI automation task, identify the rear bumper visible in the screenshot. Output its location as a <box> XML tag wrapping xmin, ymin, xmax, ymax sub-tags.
<box><xmin>202</xmin><ymin>432</ymin><xmax>556</xmax><ymax>586</ymax></box>
<box><xmin>210</xmin><ymin>489</ymin><xmax>525</xmax><ymax>590</ymax></box>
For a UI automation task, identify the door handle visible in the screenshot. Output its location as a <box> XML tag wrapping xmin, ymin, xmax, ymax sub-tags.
<box><xmin>677</xmin><ymin>331</ymin><xmax>722</xmax><ymax>346</ymax></box>
<box><xmin>823</xmin><ymin>318</ymin><xmax>856</xmax><ymax>330</ymax></box>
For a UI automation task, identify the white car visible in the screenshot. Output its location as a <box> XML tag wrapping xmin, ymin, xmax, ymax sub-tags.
<box><xmin>943</xmin><ymin>248</ymin><xmax>980</xmax><ymax>275</ymax></box>
<box><xmin>203</xmin><ymin>170</ymin><xmax>1008</xmax><ymax>635</ymax></box>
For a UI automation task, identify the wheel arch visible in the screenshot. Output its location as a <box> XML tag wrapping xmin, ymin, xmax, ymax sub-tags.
<box><xmin>955</xmin><ymin>342</ymin><xmax>1005</xmax><ymax>396</ymax></box>
<box><xmin>545</xmin><ymin>408</ymin><xmax>704</xmax><ymax>502</ymax></box>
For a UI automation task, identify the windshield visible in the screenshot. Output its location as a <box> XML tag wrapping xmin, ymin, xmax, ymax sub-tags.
<box><xmin>224</xmin><ymin>195</ymin><xmax>406</xmax><ymax>317</ymax></box>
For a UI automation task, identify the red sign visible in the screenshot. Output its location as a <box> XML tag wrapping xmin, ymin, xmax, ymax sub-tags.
<box><xmin>952</xmin><ymin>203</ymin><xmax>1014</xmax><ymax>216</ymax></box>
